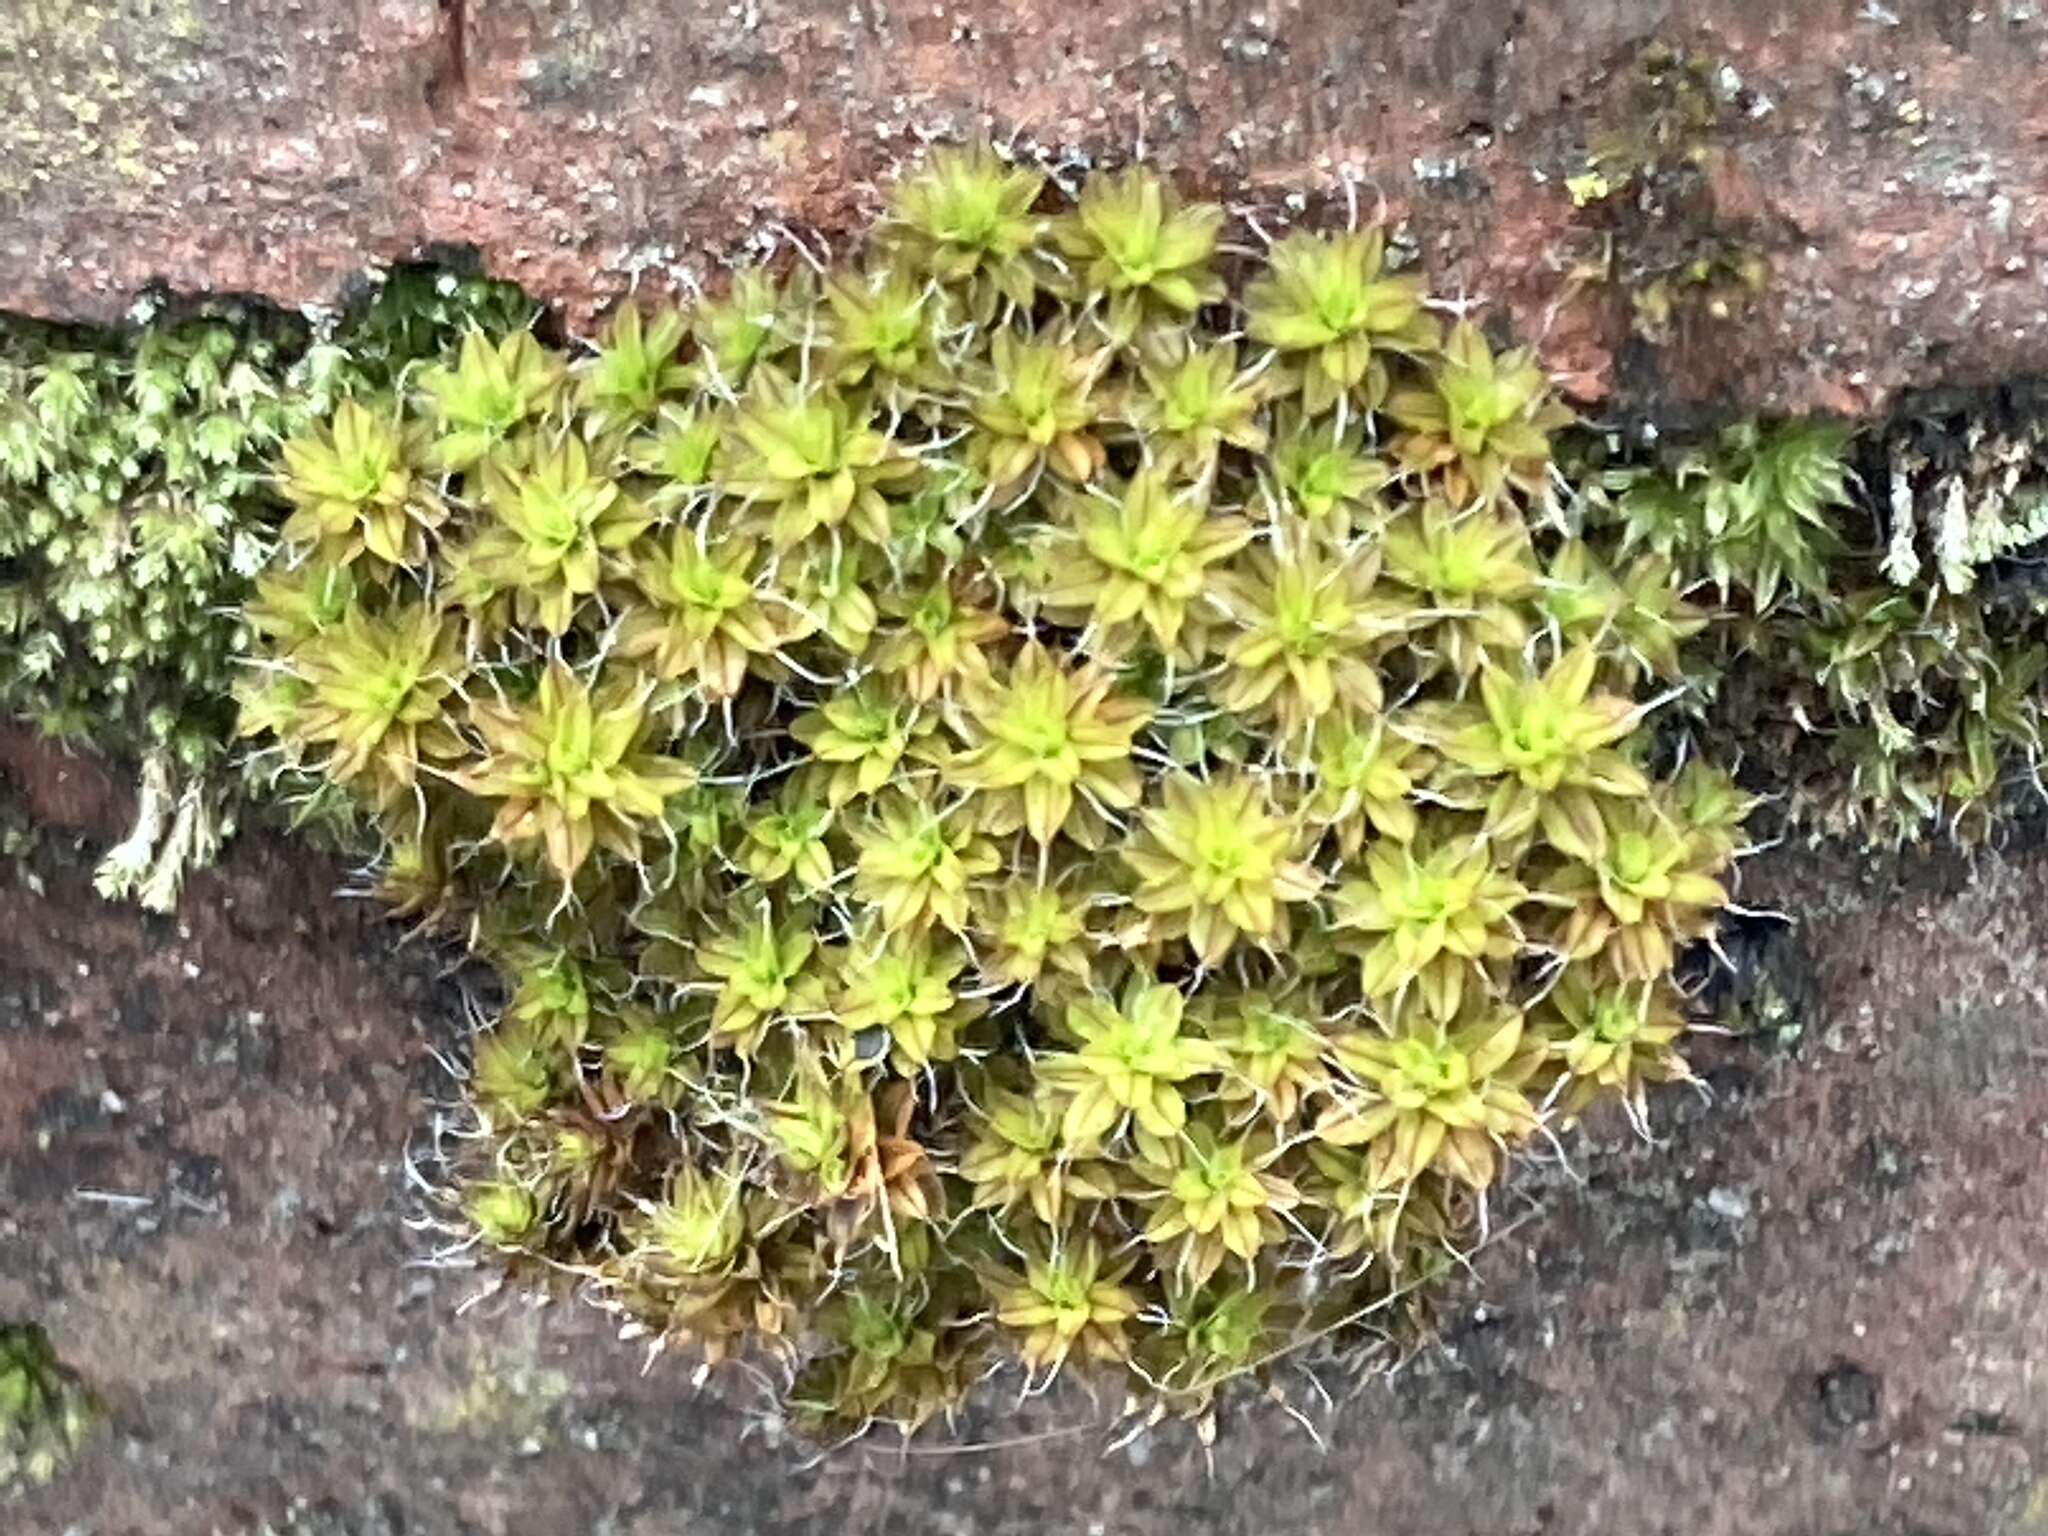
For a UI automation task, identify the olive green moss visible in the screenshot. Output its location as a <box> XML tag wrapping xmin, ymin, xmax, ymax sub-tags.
<box><xmin>6</xmin><ymin>141</ymin><xmax>2048</xmax><ymax>1444</ymax></box>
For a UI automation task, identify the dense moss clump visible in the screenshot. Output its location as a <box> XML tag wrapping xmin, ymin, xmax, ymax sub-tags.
<box><xmin>235</xmin><ymin>147</ymin><xmax>1753</xmax><ymax>1434</ymax></box>
<box><xmin>0</xmin><ymin>270</ymin><xmax>536</xmax><ymax>907</ymax></box>
<box><xmin>10</xmin><ymin>138</ymin><xmax>2041</xmax><ymax>1444</ymax></box>
<box><xmin>0</xmin><ymin>1323</ymin><xmax>96</xmax><ymax>1492</ymax></box>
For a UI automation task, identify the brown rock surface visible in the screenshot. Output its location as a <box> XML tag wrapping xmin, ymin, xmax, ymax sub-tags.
<box><xmin>4</xmin><ymin>1</ymin><xmax>2048</xmax><ymax>416</ymax></box>
<box><xmin>5</xmin><ymin>723</ymin><xmax>2048</xmax><ymax>1535</ymax></box>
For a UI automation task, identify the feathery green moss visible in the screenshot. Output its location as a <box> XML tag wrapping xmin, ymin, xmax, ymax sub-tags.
<box><xmin>0</xmin><ymin>268</ymin><xmax>535</xmax><ymax>906</ymax></box>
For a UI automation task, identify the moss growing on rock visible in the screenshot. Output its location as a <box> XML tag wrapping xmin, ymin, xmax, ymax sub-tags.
<box><xmin>1584</xmin><ymin>397</ymin><xmax>2048</xmax><ymax>846</ymax></box>
<box><xmin>0</xmin><ymin>1322</ymin><xmax>97</xmax><ymax>1492</ymax></box>
<box><xmin>233</xmin><ymin>147</ymin><xmax>1752</xmax><ymax>1436</ymax></box>
<box><xmin>0</xmin><ymin>268</ymin><xmax>536</xmax><ymax>906</ymax></box>
<box><xmin>11</xmin><ymin>139</ymin><xmax>2042</xmax><ymax>1444</ymax></box>
<box><xmin>1567</xmin><ymin>44</ymin><xmax>1773</xmax><ymax>346</ymax></box>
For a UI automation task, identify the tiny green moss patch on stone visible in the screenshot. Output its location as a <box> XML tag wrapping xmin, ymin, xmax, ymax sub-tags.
<box><xmin>0</xmin><ymin>1322</ymin><xmax>98</xmax><ymax>1493</ymax></box>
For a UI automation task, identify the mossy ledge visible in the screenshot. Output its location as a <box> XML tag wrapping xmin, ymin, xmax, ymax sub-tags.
<box><xmin>6</xmin><ymin>143</ymin><xmax>2048</xmax><ymax>1446</ymax></box>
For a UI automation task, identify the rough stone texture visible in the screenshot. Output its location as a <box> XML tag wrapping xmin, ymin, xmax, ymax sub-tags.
<box><xmin>5</xmin><ymin>1</ymin><xmax>2048</xmax><ymax>417</ymax></box>
<box><xmin>5</xmin><ymin>723</ymin><xmax>2048</xmax><ymax>1535</ymax></box>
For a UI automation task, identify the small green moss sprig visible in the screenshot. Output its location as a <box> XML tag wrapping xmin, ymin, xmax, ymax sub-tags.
<box><xmin>0</xmin><ymin>312</ymin><xmax>298</xmax><ymax>771</ymax></box>
<box><xmin>0</xmin><ymin>268</ymin><xmax>536</xmax><ymax>908</ymax></box>
<box><xmin>239</xmin><ymin>146</ymin><xmax>1752</xmax><ymax>1438</ymax></box>
<box><xmin>0</xmin><ymin>1323</ymin><xmax>97</xmax><ymax>1492</ymax></box>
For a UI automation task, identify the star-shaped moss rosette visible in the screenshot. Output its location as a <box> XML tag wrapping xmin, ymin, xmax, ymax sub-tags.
<box><xmin>233</xmin><ymin>142</ymin><xmax>1761</xmax><ymax>1440</ymax></box>
<box><xmin>455</xmin><ymin>661</ymin><xmax>695</xmax><ymax>881</ymax></box>
<box><xmin>1244</xmin><ymin>229</ymin><xmax>1439</xmax><ymax>414</ymax></box>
